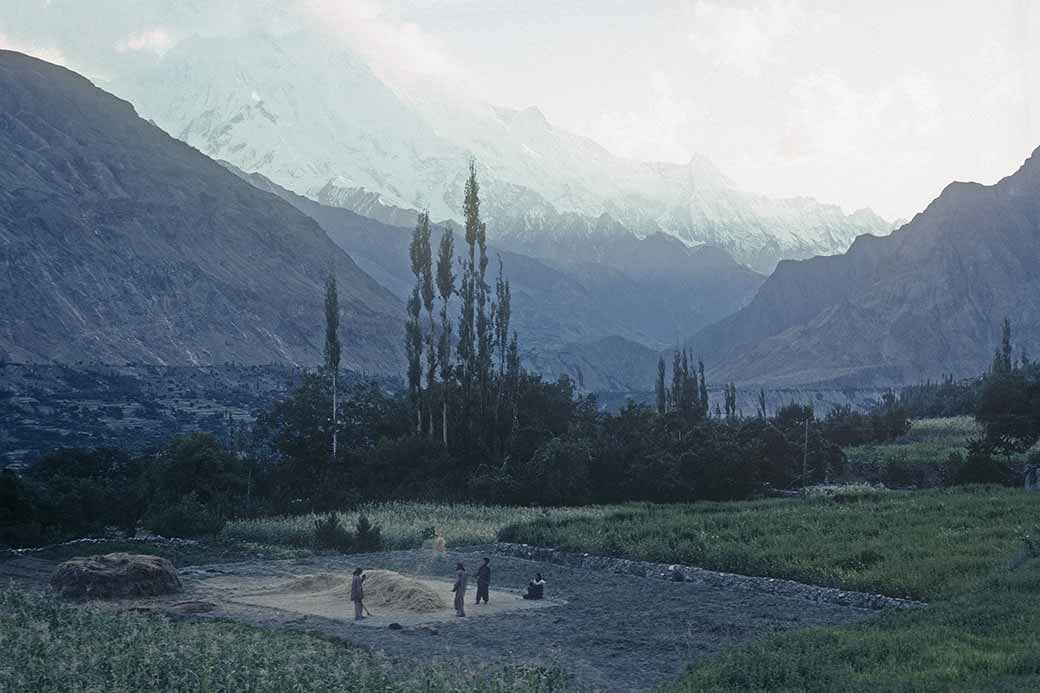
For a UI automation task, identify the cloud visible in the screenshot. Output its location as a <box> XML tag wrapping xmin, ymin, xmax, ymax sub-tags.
<box><xmin>300</xmin><ymin>0</ymin><xmax>464</xmax><ymax>85</ymax></box>
<box><xmin>579</xmin><ymin>70</ymin><xmax>708</xmax><ymax>164</ymax></box>
<box><xmin>115</xmin><ymin>28</ymin><xmax>175</xmax><ymax>56</ymax></box>
<box><xmin>685</xmin><ymin>0</ymin><xmax>817</xmax><ymax>78</ymax></box>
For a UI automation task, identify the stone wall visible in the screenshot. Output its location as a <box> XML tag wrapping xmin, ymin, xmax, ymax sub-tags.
<box><xmin>480</xmin><ymin>542</ymin><xmax>924</xmax><ymax>611</ymax></box>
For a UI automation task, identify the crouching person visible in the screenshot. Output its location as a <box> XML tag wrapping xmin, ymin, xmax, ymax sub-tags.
<box><xmin>522</xmin><ymin>573</ymin><xmax>545</xmax><ymax>600</ymax></box>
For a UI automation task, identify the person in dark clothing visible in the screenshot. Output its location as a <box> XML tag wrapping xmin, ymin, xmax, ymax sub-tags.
<box><xmin>475</xmin><ymin>557</ymin><xmax>491</xmax><ymax>605</ymax></box>
<box><xmin>350</xmin><ymin>567</ymin><xmax>366</xmax><ymax>620</ymax></box>
<box><xmin>452</xmin><ymin>561</ymin><xmax>468</xmax><ymax>616</ymax></box>
<box><xmin>522</xmin><ymin>572</ymin><xmax>545</xmax><ymax>600</ymax></box>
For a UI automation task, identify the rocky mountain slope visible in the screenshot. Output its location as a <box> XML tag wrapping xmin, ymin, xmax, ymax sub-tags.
<box><xmin>113</xmin><ymin>32</ymin><xmax>891</xmax><ymax>273</ymax></box>
<box><xmin>692</xmin><ymin>147</ymin><xmax>1040</xmax><ymax>387</ymax></box>
<box><xmin>0</xmin><ymin>51</ymin><xmax>403</xmax><ymax>371</ymax></box>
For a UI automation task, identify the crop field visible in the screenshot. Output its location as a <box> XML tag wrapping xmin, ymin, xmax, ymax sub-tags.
<box><xmin>499</xmin><ymin>487</ymin><xmax>1039</xmax><ymax>600</ymax></box>
<box><xmin>224</xmin><ymin>501</ymin><xmax>613</xmax><ymax>551</ymax></box>
<box><xmin>0</xmin><ymin>589</ymin><xmax>573</xmax><ymax>693</ymax></box>
<box><xmin>670</xmin><ymin>555</ymin><xmax>1040</xmax><ymax>692</ymax></box>
<box><xmin>845</xmin><ymin>416</ymin><xmax>982</xmax><ymax>467</ymax></box>
<box><xmin>7</xmin><ymin>488</ymin><xmax>1039</xmax><ymax>691</ymax></box>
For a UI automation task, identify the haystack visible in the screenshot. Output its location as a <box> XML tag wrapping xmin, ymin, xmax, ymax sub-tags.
<box><xmin>362</xmin><ymin>569</ymin><xmax>447</xmax><ymax>613</ymax></box>
<box><xmin>51</xmin><ymin>553</ymin><xmax>182</xmax><ymax>599</ymax></box>
<box><xmin>277</xmin><ymin>570</ymin><xmax>447</xmax><ymax>614</ymax></box>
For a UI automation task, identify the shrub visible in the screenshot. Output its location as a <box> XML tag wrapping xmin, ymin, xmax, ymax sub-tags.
<box><xmin>144</xmin><ymin>492</ymin><xmax>226</xmax><ymax>538</ymax></box>
<box><xmin>353</xmin><ymin>515</ymin><xmax>382</xmax><ymax>553</ymax></box>
<box><xmin>948</xmin><ymin>443</ymin><xmax>1012</xmax><ymax>486</ymax></box>
<box><xmin>313</xmin><ymin>513</ymin><xmax>353</xmax><ymax>552</ymax></box>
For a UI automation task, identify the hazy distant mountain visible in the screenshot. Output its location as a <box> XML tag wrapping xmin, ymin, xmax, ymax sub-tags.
<box><xmin>0</xmin><ymin>51</ymin><xmax>403</xmax><ymax>371</ymax></box>
<box><xmin>692</xmin><ymin>147</ymin><xmax>1040</xmax><ymax>388</ymax></box>
<box><xmin>229</xmin><ymin>165</ymin><xmax>763</xmax><ymax>389</ymax></box>
<box><xmin>113</xmin><ymin>32</ymin><xmax>891</xmax><ymax>273</ymax></box>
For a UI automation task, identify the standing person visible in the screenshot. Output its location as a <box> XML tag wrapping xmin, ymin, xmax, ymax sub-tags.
<box><xmin>350</xmin><ymin>567</ymin><xmax>366</xmax><ymax>621</ymax></box>
<box><xmin>475</xmin><ymin>557</ymin><xmax>491</xmax><ymax>605</ymax></box>
<box><xmin>452</xmin><ymin>561</ymin><xmax>468</xmax><ymax>617</ymax></box>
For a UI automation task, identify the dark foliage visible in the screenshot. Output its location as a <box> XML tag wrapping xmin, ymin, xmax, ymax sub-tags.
<box><xmin>822</xmin><ymin>393</ymin><xmax>911</xmax><ymax>448</ymax></box>
<box><xmin>313</xmin><ymin>513</ymin><xmax>354</xmax><ymax>552</ymax></box>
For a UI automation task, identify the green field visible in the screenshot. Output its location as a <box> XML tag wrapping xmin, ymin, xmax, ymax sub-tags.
<box><xmin>669</xmin><ymin>555</ymin><xmax>1040</xmax><ymax>692</ymax></box>
<box><xmin>0</xmin><ymin>589</ymin><xmax>574</xmax><ymax>693</ymax></box>
<box><xmin>224</xmin><ymin>501</ymin><xmax>611</xmax><ymax>551</ymax></box>
<box><xmin>494</xmin><ymin>485</ymin><xmax>1040</xmax><ymax>691</ymax></box>
<box><xmin>845</xmin><ymin>416</ymin><xmax>981</xmax><ymax>467</ymax></box>
<box><xmin>500</xmin><ymin>487</ymin><xmax>1039</xmax><ymax>600</ymax></box>
<box><xmin>9</xmin><ymin>488</ymin><xmax>1040</xmax><ymax>691</ymax></box>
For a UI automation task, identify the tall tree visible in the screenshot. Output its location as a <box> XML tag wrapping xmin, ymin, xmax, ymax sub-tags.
<box><xmin>993</xmin><ymin>317</ymin><xmax>1013</xmax><ymax>374</ymax></box>
<box><xmin>417</xmin><ymin>212</ymin><xmax>436</xmax><ymax>436</ymax></box>
<box><xmin>476</xmin><ymin>218</ymin><xmax>492</xmax><ymax>418</ymax></box>
<box><xmin>436</xmin><ymin>228</ymin><xmax>456</xmax><ymax>445</ymax></box>
<box><xmin>459</xmin><ymin>161</ymin><xmax>481</xmax><ymax>425</ymax></box>
<box><xmin>494</xmin><ymin>256</ymin><xmax>511</xmax><ymax>375</ymax></box>
<box><xmin>671</xmin><ymin>350</ymin><xmax>683</xmax><ymax>414</ymax></box>
<box><xmin>681</xmin><ymin>349</ymin><xmax>699</xmax><ymax>422</ymax></box>
<box><xmin>655</xmin><ymin>356</ymin><xmax>667</xmax><ymax>415</ymax></box>
<box><xmin>698</xmin><ymin>360</ymin><xmax>709</xmax><ymax>418</ymax></box>
<box><xmin>407</xmin><ymin>220</ymin><xmax>425</xmax><ymax>433</ymax></box>
<box><xmin>323</xmin><ymin>273</ymin><xmax>341</xmax><ymax>461</ymax></box>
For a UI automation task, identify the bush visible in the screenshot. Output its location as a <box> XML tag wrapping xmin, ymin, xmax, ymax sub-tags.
<box><xmin>0</xmin><ymin>471</ymin><xmax>52</xmax><ymax>548</ymax></box>
<box><xmin>144</xmin><ymin>492</ymin><xmax>226</xmax><ymax>538</ymax></box>
<box><xmin>947</xmin><ymin>444</ymin><xmax>1012</xmax><ymax>486</ymax></box>
<box><xmin>313</xmin><ymin>513</ymin><xmax>353</xmax><ymax>552</ymax></box>
<box><xmin>353</xmin><ymin>515</ymin><xmax>382</xmax><ymax>553</ymax></box>
<box><xmin>310</xmin><ymin>513</ymin><xmax>383</xmax><ymax>553</ymax></box>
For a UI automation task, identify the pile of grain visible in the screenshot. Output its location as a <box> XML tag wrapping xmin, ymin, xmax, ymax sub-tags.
<box><xmin>276</xmin><ymin>570</ymin><xmax>447</xmax><ymax>614</ymax></box>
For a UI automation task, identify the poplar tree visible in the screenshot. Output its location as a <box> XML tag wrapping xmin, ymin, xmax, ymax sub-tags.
<box><xmin>323</xmin><ymin>273</ymin><xmax>341</xmax><ymax>460</ymax></box>
<box><xmin>436</xmin><ymin>228</ymin><xmax>456</xmax><ymax>445</ymax></box>
<box><xmin>992</xmin><ymin>317</ymin><xmax>1013</xmax><ymax>374</ymax></box>
<box><xmin>476</xmin><ymin>218</ymin><xmax>492</xmax><ymax>417</ymax></box>
<box><xmin>407</xmin><ymin>219</ymin><xmax>425</xmax><ymax>433</ymax></box>
<box><xmin>458</xmin><ymin>162</ymin><xmax>480</xmax><ymax>423</ymax></box>
<box><xmin>698</xmin><ymin>360</ymin><xmax>709</xmax><ymax>418</ymax></box>
<box><xmin>494</xmin><ymin>256</ymin><xmax>511</xmax><ymax>375</ymax></box>
<box><xmin>418</xmin><ymin>212</ymin><xmax>436</xmax><ymax>436</ymax></box>
<box><xmin>655</xmin><ymin>356</ymin><xmax>667</xmax><ymax>415</ymax></box>
<box><xmin>671</xmin><ymin>350</ymin><xmax>683</xmax><ymax>413</ymax></box>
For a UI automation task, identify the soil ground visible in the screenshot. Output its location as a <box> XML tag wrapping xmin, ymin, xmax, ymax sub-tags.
<box><xmin>2</xmin><ymin>547</ymin><xmax>880</xmax><ymax>691</ymax></box>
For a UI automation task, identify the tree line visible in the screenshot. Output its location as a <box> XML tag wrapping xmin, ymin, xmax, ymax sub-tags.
<box><xmin>4</xmin><ymin>169</ymin><xmax>1035</xmax><ymax>549</ymax></box>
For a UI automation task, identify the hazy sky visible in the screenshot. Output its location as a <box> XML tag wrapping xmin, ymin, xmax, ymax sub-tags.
<box><xmin>2</xmin><ymin>0</ymin><xmax>1038</xmax><ymax>220</ymax></box>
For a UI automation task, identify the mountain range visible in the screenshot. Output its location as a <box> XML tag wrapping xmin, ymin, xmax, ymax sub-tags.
<box><xmin>0</xmin><ymin>50</ymin><xmax>402</xmax><ymax>371</ymax></box>
<box><xmin>5</xmin><ymin>47</ymin><xmax>1038</xmax><ymax>395</ymax></box>
<box><xmin>694</xmin><ymin>146</ymin><xmax>1040</xmax><ymax>388</ymax></box>
<box><xmin>111</xmin><ymin>31</ymin><xmax>892</xmax><ymax>274</ymax></box>
<box><xmin>228</xmin><ymin>164</ymin><xmax>761</xmax><ymax>390</ymax></box>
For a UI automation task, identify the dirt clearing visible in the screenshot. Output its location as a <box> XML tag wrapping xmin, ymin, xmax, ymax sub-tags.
<box><xmin>5</xmin><ymin>547</ymin><xmax>883</xmax><ymax>691</ymax></box>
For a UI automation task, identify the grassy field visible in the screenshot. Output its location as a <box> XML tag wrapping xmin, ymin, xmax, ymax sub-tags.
<box><xmin>224</xmin><ymin>502</ymin><xmax>611</xmax><ymax>551</ymax></box>
<box><xmin>3</xmin><ymin>537</ymin><xmax>309</xmax><ymax>566</ymax></box>
<box><xmin>669</xmin><ymin>554</ymin><xmax>1040</xmax><ymax>692</ymax></box>
<box><xmin>0</xmin><ymin>588</ymin><xmax>576</xmax><ymax>693</ymax></box>
<box><xmin>845</xmin><ymin>416</ymin><xmax>981</xmax><ymax>467</ymax></box>
<box><xmin>499</xmin><ymin>487</ymin><xmax>1040</xmax><ymax>600</ymax></box>
<box><xmin>12</xmin><ymin>488</ymin><xmax>1038</xmax><ymax>692</ymax></box>
<box><xmin>491</xmin><ymin>484</ymin><xmax>1040</xmax><ymax>691</ymax></box>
